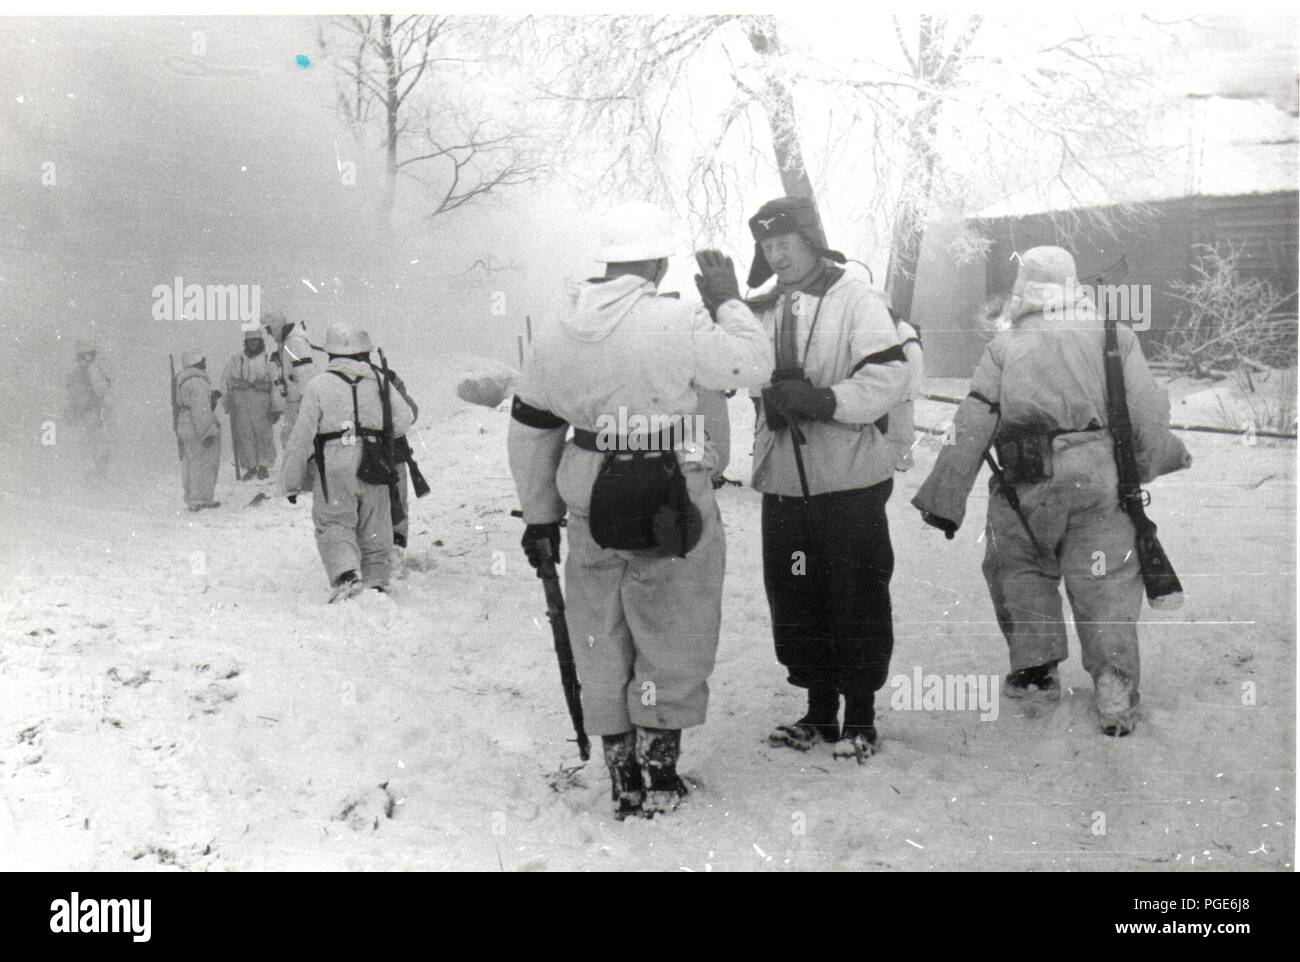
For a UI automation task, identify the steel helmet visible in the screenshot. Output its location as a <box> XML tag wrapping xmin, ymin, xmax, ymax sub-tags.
<box><xmin>324</xmin><ymin>323</ymin><xmax>372</xmax><ymax>355</ymax></box>
<box><xmin>597</xmin><ymin>201</ymin><xmax>674</xmax><ymax>263</ymax></box>
<box><xmin>243</xmin><ymin>327</ymin><xmax>264</xmax><ymax>342</ymax></box>
<box><xmin>263</xmin><ymin>309</ymin><xmax>289</xmax><ymax>338</ymax></box>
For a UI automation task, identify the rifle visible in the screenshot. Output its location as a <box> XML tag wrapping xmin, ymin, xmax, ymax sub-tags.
<box><xmin>511</xmin><ymin>511</ymin><xmax>588</xmax><ymax>760</ymax></box>
<box><xmin>373</xmin><ymin>348</ymin><xmax>406</xmax><ymax>529</ymax></box>
<box><xmin>384</xmin><ymin>365</ymin><xmax>430</xmax><ymax>499</ymax></box>
<box><xmin>228</xmin><ymin>381</ymin><xmax>243</xmax><ymax>480</ymax></box>
<box><xmin>1104</xmin><ymin>315</ymin><xmax>1184</xmax><ymax>609</ymax></box>
<box><xmin>168</xmin><ymin>355</ymin><xmax>184</xmax><ymax>461</ymax></box>
<box><xmin>982</xmin><ymin>451</ymin><xmax>1047</xmax><ymax>558</ymax></box>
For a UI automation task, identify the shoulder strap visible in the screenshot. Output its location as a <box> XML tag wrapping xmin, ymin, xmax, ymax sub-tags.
<box><xmin>328</xmin><ymin>370</ymin><xmax>363</xmax><ymax>433</ymax></box>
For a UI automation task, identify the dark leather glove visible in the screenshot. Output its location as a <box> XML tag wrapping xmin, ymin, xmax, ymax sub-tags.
<box><xmin>760</xmin><ymin>385</ymin><xmax>789</xmax><ymax>431</ymax></box>
<box><xmin>522</xmin><ymin>522</ymin><xmax>561</xmax><ymax>569</ymax></box>
<box><xmin>921</xmin><ymin>511</ymin><xmax>958</xmax><ymax>540</ymax></box>
<box><xmin>694</xmin><ymin>249</ymin><xmax>740</xmax><ymax>318</ymax></box>
<box><xmin>769</xmin><ymin>378</ymin><xmax>837</xmax><ymax>421</ymax></box>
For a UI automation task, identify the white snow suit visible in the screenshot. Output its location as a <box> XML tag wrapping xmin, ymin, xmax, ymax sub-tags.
<box><xmin>750</xmin><ymin>270</ymin><xmax>911</xmax><ymax>497</ymax></box>
<box><xmin>912</xmin><ymin>287</ymin><xmax>1191</xmax><ymax>694</ymax></box>
<box><xmin>65</xmin><ymin>359</ymin><xmax>112</xmax><ymax>475</ymax></box>
<box><xmin>695</xmin><ymin>388</ymin><xmax>732</xmax><ymax>480</ymax></box>
<box><xmin>509</xmin><ymin>275</ymin><xmax>773</xmax><ymax>735</ymax></box>
<box><xmin>273</xmin><ymin>323</ymin><xmax>318</xmax><ymax>449</ymax></box>
<box><xmin>886</xmin><ymin>319</ymin><xmax>925</xmax><ymax>471</ymax></box>
<box><xmin>175</xmin><ymin>365</ymin><xmax>221</xmax><ymax>507</ymax></box>
<box><xmin>281</xmin><ymin>357</ymin><xmax>414</xmax><ymax>589</ymax></box>
<box><xmin>222</xmin><ymin>344</ymin><xmax>283</xmax><ymax>473</ymax></box>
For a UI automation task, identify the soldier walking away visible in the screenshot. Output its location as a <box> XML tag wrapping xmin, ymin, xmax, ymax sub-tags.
<box><xmin>64</xmin><ymin>338</ymin><xmax>113</xmax><ymax>478</ymax></box>
<box><xmin>911</xmin><ymin>246</ymin><xmax>1191</xmax><ymax>736</ymax></box>
<box><xmin>222</xmin><ymin>328</ymin><xmax>283</xmax><ymax>480</ymax></box>
<box><xmin>508</xmin><ymin>201</ymin><xmax>773</xmax><ymax>819</ymax></box>
<box><xmin>744</xmin><ymin>196</ymin><xmax>912</xmax><ymax>763</ymax></box>
<box><xmin>266</xmin><ymin>311</ymin><xmax>318</xmax><ymax>452</ymax></box>
<box><xmin>174</xmin><ymin>350</ymin><xmax>222</xmax><ymax>511</ymax></box>
<box><xmin>280</xmin><ymin>323</ymin><xmax>414</xmax><ymax>602</ymax></box>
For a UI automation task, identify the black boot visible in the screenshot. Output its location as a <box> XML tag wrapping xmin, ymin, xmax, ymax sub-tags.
<box><xmin>636</xmin><ymin>727</ymin><xmax>686</xmax><ymax>817</ymax></box>
<box><xmin>601</xmin><ymin>731</ymin><xmax>642</xmax><ymax>821</ymax></box>
<box><xmin>769</xmin><ymin>687</ymin><xmax>839</xmax><ymax>750</ymax></box>
<box><xmin>1004</xmin><ymin>661</ymin><xmax>1061</xmax><ymax>702</ymax></box>
<box><xmin>833</xmin><ymin>691</ymin><xmax>879</xmax><ymax>764</ymax></box>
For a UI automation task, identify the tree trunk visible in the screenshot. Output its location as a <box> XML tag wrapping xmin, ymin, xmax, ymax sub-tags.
<box><xmin>381</xmin><ymin>14</ymin><xmax>399</xmax><ymax>222</ymax></box>
<box><xmin>886</xmin><ymin>25</ymin><xmax>943</xmax><ymax>318</ymax></box>
<box><xmin>885</xmin><ymin>125</ymin><xmax>936</xmax><ymax>319</ymax></box>
<box><xmin>747</xmin><ymin>19</ymin><xmax>815</xmax><ymax>202</ymax></box>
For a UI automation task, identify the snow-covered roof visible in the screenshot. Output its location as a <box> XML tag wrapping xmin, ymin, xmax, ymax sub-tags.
<box><xmin>973</xmin><ymin>95</ymin><xmax>1299</xmax><ymax>220</ymax></box>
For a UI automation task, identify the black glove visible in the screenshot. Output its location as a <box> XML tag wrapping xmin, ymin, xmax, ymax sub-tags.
<box><xmin>694</xmin><ymin>249</ymin><xmax>740</xmax><ymax>318</ymax></box>
<box><xmin>287</xmin><ymin>494</ymin><xmax>298</xmax><ymax>505</ymax></box>
<box><xmin>768</xmin><ymin>378</ymin><xmax>837</xmax><ymax>421</ymax></box>
<box><xmin>522</xmin><ymin>522</ymin><xmax>561</xmax><ymax>569</ymax></box>
<box><xmin>921</xmin><ymin>511</ymin><xmax>958</xmax><ymax>540</ymax></box>
<box><xmin>760</xmin><ymin>385</ymin><xmax>789</xmax><ymax>431</ymax></box>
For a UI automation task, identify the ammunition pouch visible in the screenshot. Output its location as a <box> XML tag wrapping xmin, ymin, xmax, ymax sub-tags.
<box><xmin>577</xmin><ymin>428</ymin><xmax>703</xmax><ymax>557</ymax></box>
<box><xmin>356</xmin><ymin>433</ymin><xmax>397</xmax><ymax>486</ymax></box>
<box><xmin>993</xmin><ymin>428</ymin><xmax>1054</xmax><ymax>484</ymax></box>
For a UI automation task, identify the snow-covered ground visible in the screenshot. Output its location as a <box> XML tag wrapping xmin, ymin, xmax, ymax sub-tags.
<box><xmin>0</xmin><ymin>382</ymin><xmax>1294</xmax><ymax>871</ymax></box>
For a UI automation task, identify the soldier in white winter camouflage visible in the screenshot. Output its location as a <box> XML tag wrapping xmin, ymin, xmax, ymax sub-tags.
<box><xmin>174</xmin><ymin>350</ymin><xmax>222</xmax><ymax>512</ymax></box>
<box><xmin>912</xmin><ymin>246</ymin><xmax>1192</xmax><ymax>736</ymax></box>
<box><xmin>508</xmin><ymin>201</ymin><xmax>773</xmax><ymax>819</ymax></box>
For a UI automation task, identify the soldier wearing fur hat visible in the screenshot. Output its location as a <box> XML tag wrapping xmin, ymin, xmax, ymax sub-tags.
<box><xmin>745</xmin><ymin>196</ymin><xmax>912</xmax><ymax>763</ymax></box>
<box><xmin>174</xmin><ymin>350</ymin><xmax>222</xmax><ymax>511</ymax></box>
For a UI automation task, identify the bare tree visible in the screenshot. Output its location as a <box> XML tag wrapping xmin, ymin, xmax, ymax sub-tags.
<box><xmin>1161</xmin><ymin>243</ymin><xmax>1297</xmax><ymax>377</ymax></box>
<box><xmin>875</xmin><ymin>15</ymin><xmax>984</xmax><ymax>320</ymax></box>
<box><xmin>530</xmin><ymin>14</ymin><xmax>1174</xmax><ymax>316</ymax></box>
<box><xmin>320</xmin><ymin>14</ymin><xmax>546</xmax><ymax>224</ymax></box>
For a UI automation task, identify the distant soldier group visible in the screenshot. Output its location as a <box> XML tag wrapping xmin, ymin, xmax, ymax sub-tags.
<box><xmin>162</xmin><ymin>314</ymin><xmax>424</xmax><ymax>591</ymax></box>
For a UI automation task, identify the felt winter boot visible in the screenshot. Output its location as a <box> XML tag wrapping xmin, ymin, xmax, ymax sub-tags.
<box><xmin>1003</xmin><ymin>661</ymin><xmax>1061</xmax><ymax>702</ymax></box>
<box><xmin>1095</xmin><ymin>668</ymin><xmax>1140</xmax><ymax>737</ymax></box>
<box><xmin>769</xmin><ymin>687</ymin><xmax>840</xmax><ymax>750</ymax></box>
<box><xmin>328</xmin><ymin>570</ymin><xmax>363</xmax><ymax>604</ymax></box>
<box><xmin>601</xmin><ymin>731</ymin><xmax>643</xmax><ymax>821</ymax></box>
<box><xmin>636</xmin><ymin>726</ymin><xmax>687</xmax><ymax>817</ymax></box>
<box><xmin>832</xmin><ymin>691</ymin><xmax>879</xmax><ymax>764</ymax></box>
